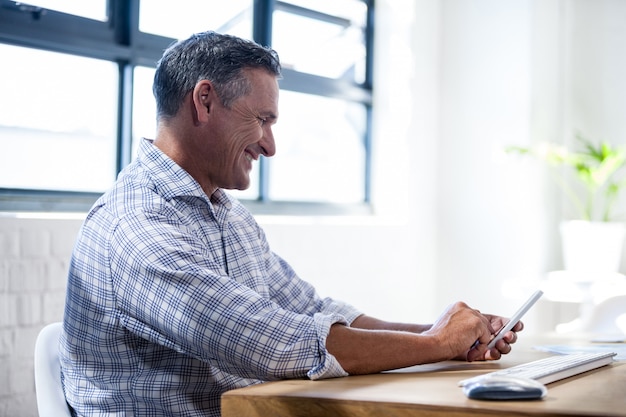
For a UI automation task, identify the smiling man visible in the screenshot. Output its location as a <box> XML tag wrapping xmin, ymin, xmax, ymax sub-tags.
<box><xmin>155</xmin><ymin>67</ymin><xmax>278</xmax><ymax>194</ymax></box>
<box><xmin>59</xmin><ymin>31</ymin><xmax>522</xmax><ymax>417</ymax></box>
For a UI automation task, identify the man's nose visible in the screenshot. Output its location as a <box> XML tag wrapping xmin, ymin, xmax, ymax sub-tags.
<box><xmin>260</xmin><ymin>128</ymin><xmax>276</xmax><ymax>157</ymax></box>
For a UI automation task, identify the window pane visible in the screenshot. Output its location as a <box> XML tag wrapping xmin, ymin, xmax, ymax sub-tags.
<box><xmin>21</xmin><ymin>0</ymin><xmax>107</xmax><ymax>21</ymax></box>
<box><xmin>273</xmin><ymin>0</ymin><xmax>367</xmax><ymax>82</ymax></box>
<box><xmin>0</xmin><ymin>45</ymin><xmax>118</xmax><ymax>192</ymax></box>
<box><xmin>269</xmin><ymin>91</ymin><xmax>366</xmax><ymax>203</ymax></box>
<box><xmin>132</xmin><ymin>66</ymin><xmax>157</xmax><ymax>159</ymax></box>
<box><xmin>139</xmin><ymin>0</ymin><xmax>253</xmax><ymax>40</ymax></box>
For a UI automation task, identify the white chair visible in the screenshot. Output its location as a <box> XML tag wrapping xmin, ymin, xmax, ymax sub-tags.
<box><xmin>34</xmin><ymin>322</ymin><xmax>72</xmax><ymax>417</ymax></box>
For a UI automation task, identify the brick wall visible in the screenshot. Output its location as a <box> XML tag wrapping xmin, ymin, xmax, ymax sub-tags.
<box><xmin>0</xmin><ymin>215</ymin><xmax>83</xmax><ymax>417</ymax></box>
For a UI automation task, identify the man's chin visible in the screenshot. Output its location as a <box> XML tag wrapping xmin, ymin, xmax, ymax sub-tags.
<box><xmin>226</xmin><ymin>181</ymin><xmax>251</xmax><ymax>192</ymax></box>
<box><xmin>221</xmin><ymin>174</ymin><xmax>252</xmax><ymax>192</ymax></box>
<box><xmin>236</xmin><ymin>181</ymin><xmax>251</xmax><ymax>191</ymax></box>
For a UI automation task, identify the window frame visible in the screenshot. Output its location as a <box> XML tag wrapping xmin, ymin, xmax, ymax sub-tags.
<box><xmin>0</xmin><ymin>0</ymin><xmax>374</xmax><ymax>214</ymax></box>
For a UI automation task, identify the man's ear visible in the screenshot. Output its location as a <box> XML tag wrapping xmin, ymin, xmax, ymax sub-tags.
<box><xmin>192</xmin><ymin>80</ymin><xmax>214</xmax><ymax>123</ymax></box>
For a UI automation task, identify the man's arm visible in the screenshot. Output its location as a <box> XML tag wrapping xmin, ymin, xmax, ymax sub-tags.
<box><xmin>350</xmin><ymin>314</ymin><xmax>432</xmax><ymax>333</ymax></box>
<box><xmin>326</xmin><ymin>302</ymin><xmax>521</xmax><ymax>375</ymax></box>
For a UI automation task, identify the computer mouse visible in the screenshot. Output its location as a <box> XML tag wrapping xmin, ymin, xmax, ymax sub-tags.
<box><xmin>463</xmin><ymin>375</ymin><xmax>547</xmax><ymax>400</ymax></box>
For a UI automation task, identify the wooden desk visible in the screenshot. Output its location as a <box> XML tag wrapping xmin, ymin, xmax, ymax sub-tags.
<box><xmin>222</xmin><ymin>344</ymin><xmax>626</xmax><ymax>417</ymax></box>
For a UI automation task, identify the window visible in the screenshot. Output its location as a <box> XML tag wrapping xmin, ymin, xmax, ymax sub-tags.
<box><xmin>139</xmin><ymin>0</ymin><xmax>253</xmax><ymax>40</ymax></box>
<box><xmin>270</xmin><ymin>91</ymin><xmax>367</xmax><ymax>203</ymax></box>
<box><xmin>0</xmin><ymin>0</ymin><xmax>373</xmax><ymax>214</ymax></box>
<box><xmin>0</xmin><ymin>44</ymin><xmax>118</xmax><ymax>192</ymax></box>
<box><xmin>15</xmin><ymin>0</ymin><xmax>108</xmax><ymax>21</ymax></box>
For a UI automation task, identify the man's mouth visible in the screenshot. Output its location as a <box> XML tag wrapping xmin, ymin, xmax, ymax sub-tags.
<box><xmin>244</xmin><ymin>149</ymin><xmax>258</xmax><ymax>163</ymax></box>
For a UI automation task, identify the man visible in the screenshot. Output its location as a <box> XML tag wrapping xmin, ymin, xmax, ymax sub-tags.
<box><xmin>60</xmin><ymin>31</ymin><xmax>522</xmax><ymax>417</ymax></box>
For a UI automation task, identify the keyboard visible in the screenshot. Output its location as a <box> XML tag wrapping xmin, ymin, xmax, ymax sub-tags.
<box><xmin>458</xmin><ymin>351</ymin><xmax>617</xmax><ymax>386</ymax></box>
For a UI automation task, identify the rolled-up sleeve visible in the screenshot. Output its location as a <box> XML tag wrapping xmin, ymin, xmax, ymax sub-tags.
<box><xmin>307</xmin><ymin>312</ymin><xmax>350</xmax><ymax>379</ymax></box>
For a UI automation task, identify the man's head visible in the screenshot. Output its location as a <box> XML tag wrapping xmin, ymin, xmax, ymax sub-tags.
<box><xmin>153</xmin><ymin>31</ymin><xmax>281</xmax><ymax>119</ymax></box>
<box><xmin>152</xmin><ymin>32</ymin><xmax>282</xmax><ymax>196</ymax></box>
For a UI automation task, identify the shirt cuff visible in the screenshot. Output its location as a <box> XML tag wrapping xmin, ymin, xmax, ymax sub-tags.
<box><xmin>306</xmin><ymin>312</ymin><xmax>350</xmax><ymax>380</ymax></box>
<box><xmin>319</xmin><ymin>297</ymin><xmax>363</xmax><ymax>325</ymax></box>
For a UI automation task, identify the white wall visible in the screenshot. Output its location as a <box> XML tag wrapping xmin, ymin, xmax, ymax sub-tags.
<box><xmin>434</xmin><ymin>0</ymin><xmax>626</xmax><ymax>314</ymax></box>
<box><xmin>2</xmin><ymin>1</ymin><xmax>626</xmax><ymax>415</ymax></box>
<box><xmin>566</xmin><ymin>0</ymin><xmax>626</xmax><ymax>146</ymax></box>
<box><xmin>435</xmin><ymin>0</ymin><xmax>552</xmax><ymax>317</ymax></box>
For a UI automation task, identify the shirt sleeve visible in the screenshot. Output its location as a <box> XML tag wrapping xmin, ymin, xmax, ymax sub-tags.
<box><xmin>306</xmin><ymin>312</ymin><xmax>349</xmax><ymax>380</ymax></box>
<box><xmin>108</xmin><ymin>208</ymin><xmax>351</xmax><ymax>381</ymax></box>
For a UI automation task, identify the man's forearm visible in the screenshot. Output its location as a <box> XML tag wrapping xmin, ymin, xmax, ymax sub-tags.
<box><xmin>325</xmin><ymin>323</ymin><xmax>447</xmax><ymax>375</ymax></box>
<box><xmin>350</xmin><ymin>314</ymin><xmax>432</xmax><ymax>334</ymax></box>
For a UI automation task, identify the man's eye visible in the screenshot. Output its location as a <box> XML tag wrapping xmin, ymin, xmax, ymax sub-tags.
<box><xmin>257</xmin><ymin>117</ymin><xmax>267</xmax><ymax>126</ymax></box>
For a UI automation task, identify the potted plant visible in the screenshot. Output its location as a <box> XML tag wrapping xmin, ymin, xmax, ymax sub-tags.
<box><xmin>507</xmin><ymin>134</ymin><xmax>626</xmax><ymax>274</ymax></box>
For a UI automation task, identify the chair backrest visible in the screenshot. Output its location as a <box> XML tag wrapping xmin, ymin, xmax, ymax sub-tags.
<box><xmin>34</xmin><ymin>322</ymin><xmax>72</xmax><ymax>417</ymax></box>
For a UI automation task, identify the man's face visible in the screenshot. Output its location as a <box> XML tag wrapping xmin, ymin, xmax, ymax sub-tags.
<box><xmin>204</xmin><ymin>68</ymin><xmax>279</xmax><ymax>192</ymax></box>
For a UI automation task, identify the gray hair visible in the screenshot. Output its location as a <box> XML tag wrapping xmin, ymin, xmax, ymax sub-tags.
<box><xmin>153</xmin><ymin>31</ymin><xmax>281</xmax><ymax>119</ymax></box>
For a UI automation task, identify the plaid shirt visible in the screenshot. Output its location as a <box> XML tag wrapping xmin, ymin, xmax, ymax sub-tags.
<box><xmin>60</xmin><ymin>138</ymin><xmax>361</xmax><ymax>417</ymax></box>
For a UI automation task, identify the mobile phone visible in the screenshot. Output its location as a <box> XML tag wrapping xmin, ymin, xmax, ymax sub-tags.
<box><xmin>486</xmin><ymin>290</ymin><xmax>544</xmax><ymax>349</ymax></box>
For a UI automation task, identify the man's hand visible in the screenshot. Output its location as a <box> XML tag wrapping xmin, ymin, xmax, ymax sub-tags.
<box><xmin>423</xmin><ymin>302</ymin><xmax>497</xmax><ymax>360</ymax></box>
<box><xmin>467</xmin><ymin>316</ymin><xmax>523</xmax><ymax>361</ymax></box>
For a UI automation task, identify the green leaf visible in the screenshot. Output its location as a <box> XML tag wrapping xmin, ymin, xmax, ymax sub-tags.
<box><xmin>508</xmin><ymin>135</ymin><xmax>626</xmax><ymax>221</ymax></box>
